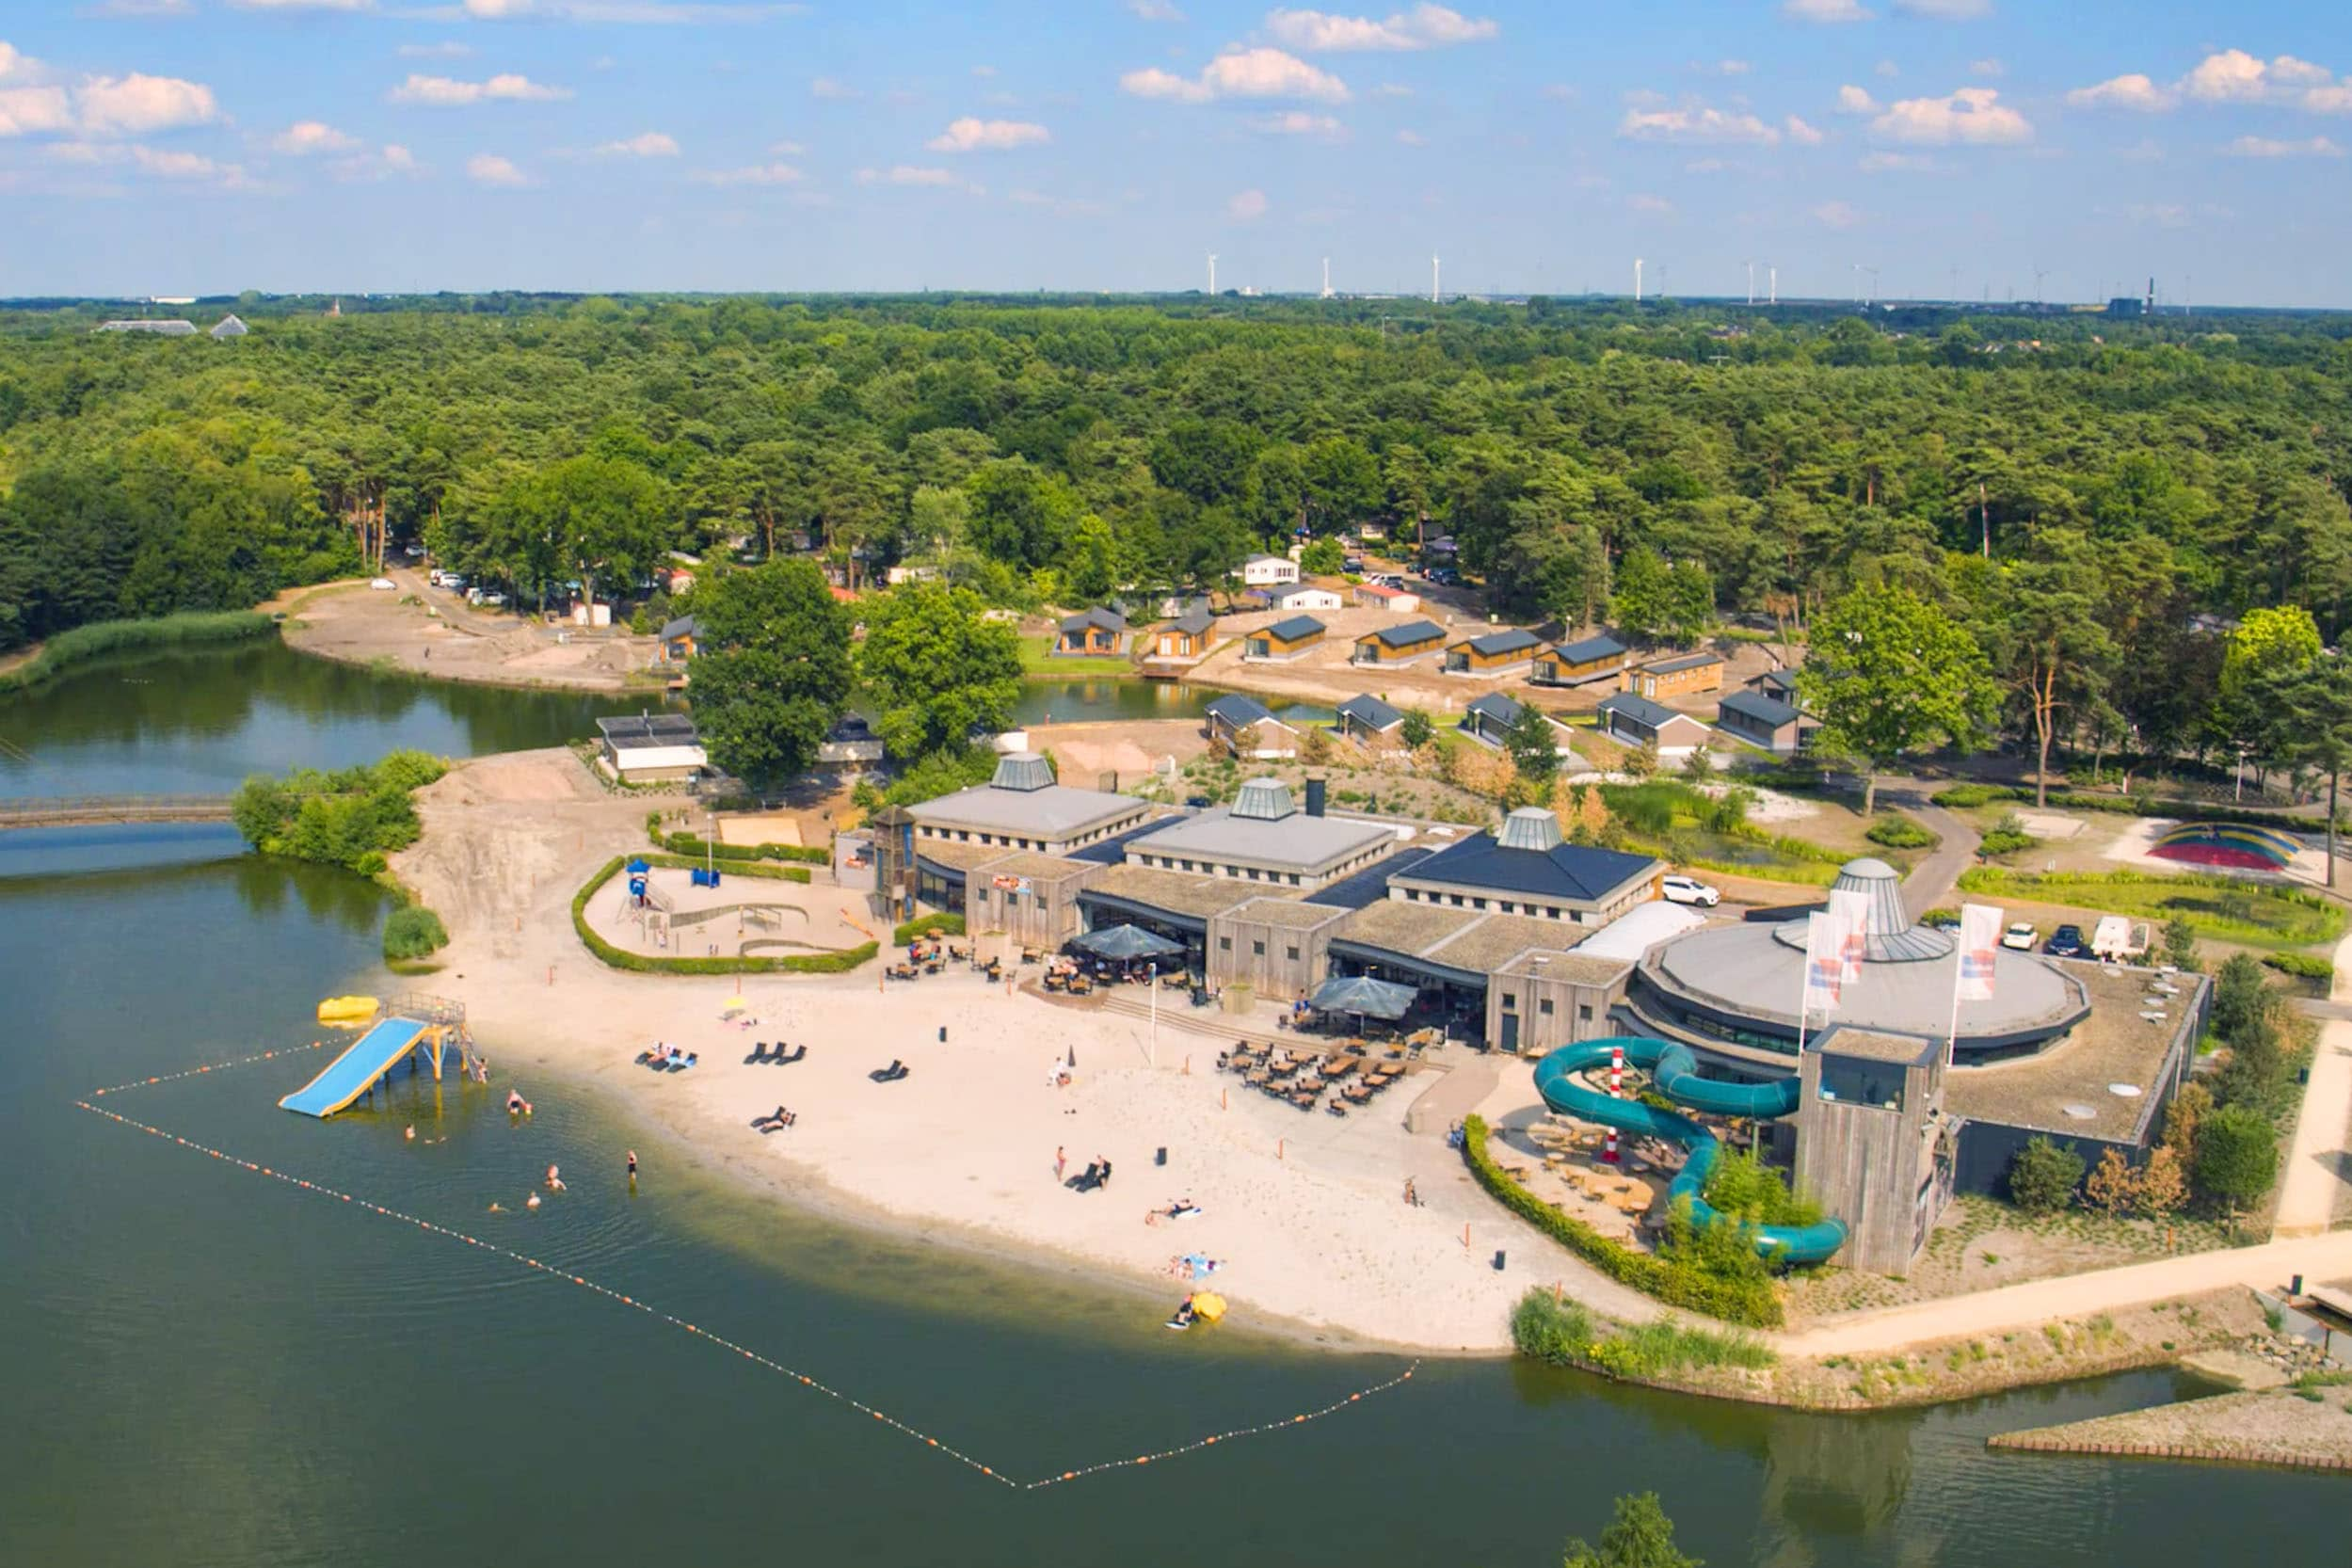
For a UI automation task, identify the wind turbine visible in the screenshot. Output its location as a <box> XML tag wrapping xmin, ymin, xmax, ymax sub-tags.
<box><xmin>2031</xmin><ymin>264</ymin><xmax>2046</xmax><ymax>307</ymax></box>
<box><xmin>1744</xmin><ymin>259</ymin><xmax>1755</xmax><ymax>307</ymax></box>
<box><xmin>1862</xmin><ymin>265</ymin><xmax>1880</xmax><ymax>306</ymax></box>
<box><xmin>1320</xmin><ymin>257</ymin><xmax>1334</xmax><ymax>299</ymax></box>
<box><xmin>1207</xmin><ymin>253</ymin><xmax>1217</xmax><ymax>296</ymax></box>
<box><xmin>1768</xmin><ymin>264</ymin><xmax>1777</xmax><ymax>306</ymax></box>
<box><xmin>1431</xmin><ymin>254</ymin><xmax>1440</xmax><ymax>304</ymax></box>
<box><xmin>1634</xmin><ymin>257</ymin><xmax>1644</xmax><ymax>303</ymax></box>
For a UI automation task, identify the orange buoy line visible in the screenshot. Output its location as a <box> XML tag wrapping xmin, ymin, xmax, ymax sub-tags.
<box><xmin>72</xmin><ymin>1052</ymin><xmax>1419</xmax><ymax>1493</ymax></box>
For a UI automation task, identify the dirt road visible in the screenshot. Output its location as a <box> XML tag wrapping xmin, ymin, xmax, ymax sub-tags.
<box><xmin>283</xmin><ymin>568</ymin><xmax>656</xmax><ymax>692</ymax></box>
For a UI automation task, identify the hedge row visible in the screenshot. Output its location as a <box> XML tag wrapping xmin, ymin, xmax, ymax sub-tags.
<box><xmin>646</xmin><ymin>814</ymin><xmax>831</xmax><ymax>864</ymax></box>
<box><xmin>2263</xmin><ymin>952</ymin><xmax>2336</xmax><ymax>982</ymax></box>
<box><xmin>1459</xmin><ymin>1114</ymin><xmax>1782</xmax><ymax>1329</ymax></box>
<box><xmin>1932</xmin><ymin>782</ymin><xmax>2347</xmax><ymax>831</ymax></box>
<box><xmin>893</xmin><ymin>911</ymin><xmax>967</xmax><ymax>945</ymax></box>
<box><xmin>571</xmin><ymin>855</ymin><xmax>877</xmax><ymax>976</ymax></box>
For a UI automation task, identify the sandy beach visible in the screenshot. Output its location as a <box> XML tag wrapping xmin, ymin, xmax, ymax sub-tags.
<box><xmin>393</xmin><ymin>748</ymin><xmax>1660</xmax><ymax>1352</ymax></box>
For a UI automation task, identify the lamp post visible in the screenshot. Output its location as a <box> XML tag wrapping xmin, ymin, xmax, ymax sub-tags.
<box><xmin>1148</xmin><ymin>959</ymin><xmax>1160</xmax><ymax>1068</ymax></box>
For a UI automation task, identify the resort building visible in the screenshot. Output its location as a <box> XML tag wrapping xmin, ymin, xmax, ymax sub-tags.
<box><xmin>1531</xmin><ymin>632</ymin><xmax>1631</xmax><ymax>688</ymax></box>
<box><xmin>1147</xmin><ymin>606</ymin><xmax>1217</xmax><ymax>662</ymax></box>
<box><xmin>1206</xmin><ymin>898</ymin><xmax>1356</xmax><ymax>1001</ymax></box>
<box><xmin>1244</xmin><ymin>615</ymin><xmax>1327</xmax><ymax>664</ymax></box>
<box><xmin>1352</xmin><ymin>619</ymin><xmax>1448</xmax><ymax>667</ymax></box>
<box><xmin>1354</xmin><ymin>583</ymin><xmax>1422</xmax><ymax>614</ymax></box>
<box><xmin>1270</xmin><ymin>584</ymin><xmax>1344</xmax><ymax>613</ymax></box>
<box><xmin>1122</xmin><ymin>778</ymin><xmax>1398</xmax><ymax>890</ymax></box>
<box><xmin>1235</xmin><ymin>553</ymin><xmax>1301</xmax><ymax>588</ymax></box>
<box><xmin>959</xmin><ymin>850</ymin><xmax>1100</xmax><ymax>950</ymax></box>
<box><xmin>595</xmin><ymin>713</ymin><xmax>707</xmax><ymax>784</ymax></box>
<box><xmin>1716</xmin><ymin>689</ymin><xmax>1815</xmax><ymax>755</ymax></box>
<box><xmin>1624</xmin><ymin>856</ymin><xmax>2207</xmax><ymax>1210</ymax></box>
<box><xmin>905</xmin><ymin>751</ymin><xmax>1150</xmax><ymax>856</ymax></box>
<box><xmin>95</xmin><ymin>319</ymin><xmax>198</xmax><ymax>336</ymax></box>
<box><xmin>1596</xmin><ymin>693</ymin><xmax>1714</xmax><ymax>759</ymax></box>
<box><xmin>1336</xmin><ymin>693</ymin><xmax>1407</xmax><ymax>744</ymax></box>
<box><xmin>1620</xmin><ymin>650</ymin><xmax>1725</xmax><ymax>701</ymax></box>
<box><xmin>210</xmin><ymin>315</ymin><xmax>249</xmax><ymax>340</ymax></box>
<box><xmin>1459</xmin><ymin>692</ymin><xmax>1576</xmax><ymax>758</ymax></box>
<box><xmin>1444</xmin><ymin>628</ymin><xmax>1544</xmax><ymax>677</ymax></box>
<box><xmin>1204</xmin><ymin>693</ymin><xmax>1302</xmax><ymax>759</ymax></box>
<box><xmin>1746</xmin><ymin>667</ymin><xmax>1800</xmax><ymax>704</ymax></box>
<box><xmin>659</xmin><ymin>615</ymin><xmax>700</xmax><ymax>663</ymax></box>
<box><xmin>1386</xmin><ymin>808</ymin><xmax>1663</xmax><ymax>927</ymax></box>
<box><xmin>1052</xmin><ymin>607</ymin><xmax>1128</xmax><ymax>656</ymax></box>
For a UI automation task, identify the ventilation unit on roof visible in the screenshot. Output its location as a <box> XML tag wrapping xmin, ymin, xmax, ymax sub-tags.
<box><xmin>1230</xmin><ymin>778</ymin><xmax>1297</xmax><ymax>822</ymax></box>
<box><xmin>991</xmin><ymin>752</ymin><xmax>1055</xmax><ymax>792</ymax></box>
<box><xmin>1497</xmin><ymin>807</ymin><xmax>1563</xmax><ymax>853</ymax></box>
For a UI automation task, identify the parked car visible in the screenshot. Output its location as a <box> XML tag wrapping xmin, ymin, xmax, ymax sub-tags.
<box><xmin>2000</xmin><ymin>921</ymin><xmax>2037</xmax><ymax>952</ymax></box>
<box><xmin>427</xmin><ymin>568</ymin><xmax>446</xmax><ymax>586</ymax></box>
<box><xmin>1661</xmin><ymin>874</ymin><xmax>1720</xmax><ymax>907</ymax></box>
<box><xmin>1184</xmin><ymin>794</ymin><xmax>1214</xmax><ymax>809</ymax></box>
<box><xmin>440</xmin><ymin>574</ymin><xmax>467</xmax><ymax>591</ymax></box>
<box><xmin>479</xmin><ymin>591</ymin><xmax>507</xmax><ymax>607</ymax></box>
<box><xmin>368</xmin><ymin>577</ymin><xmax>396</xmax><ymax>591</ymax></box>
<box><xmin>2044</xmin><ymin>924</ymin><xmax>2088</xmax><ymax>958</ymax></box>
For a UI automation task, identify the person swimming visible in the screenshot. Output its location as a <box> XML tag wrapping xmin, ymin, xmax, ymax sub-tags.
<box><xmin>404</xmin><ymin>1125</ymin><xmax>415</xmax><ymax>1142</ymax></box>
<box><xmin>525</xmin><ymin>1192</ymin><xmax>541</xmax><ymax>1210</ymax></box>
<box><xmin>506</xmin><ymin>1088</ymin><xmax>524</xmax><ymax>1114</ymax></box>
<box><xmin>546</xmin><ymin>1164</ymin><xmax>565</xmax><ymax>1192</ymax></box>
<box><xmin>488</xmin><ymin>1202</ymin><xmax>505</xmax><ymax>1213</ymax></box>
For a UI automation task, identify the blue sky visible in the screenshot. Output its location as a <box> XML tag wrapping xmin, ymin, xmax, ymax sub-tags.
<box><xmin>2</xmin><ymin>2</ymin><xmax>2348</xmax><ymax>305</ymax></box>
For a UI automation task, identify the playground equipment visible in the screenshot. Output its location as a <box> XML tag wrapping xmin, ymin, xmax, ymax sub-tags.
<box><xmin>280</xmin><ymin>994</ymin><xmax>477</xmax><ymax>1118</ymax></box>
<box><xmin>1531</xmin><ymin>1035</ymin><xmax>1848</xmax><ymax>1266</ymax></box>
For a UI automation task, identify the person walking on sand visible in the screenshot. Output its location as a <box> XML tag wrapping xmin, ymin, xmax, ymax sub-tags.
<box><xmin>1055</xmin><ymin>1145</ymin><xmax>1067</xmax><ymax>1182</ymax></box>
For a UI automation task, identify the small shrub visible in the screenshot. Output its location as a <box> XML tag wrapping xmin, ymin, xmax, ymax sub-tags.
<box><xmin>1864</xmin><ymin>812</ymin><xmax>1937</xmax><ymax>850</ymax></box>
<box><xmin>1931</xmin><ymin>783</ymin><xmax>2015</xmax><ymax>808</ymax></box>
<box><xmin>382</xmin><ymin>904</ymin><xmax>449</xmax><ymax>961</ymax></box>
<box><xmin>2193</xmin><ymin>1104</ymin><xmax>2280</xmax><ymax>1213</ymax></box>
<box><xmin>1509</xmin><ymin>1288</ymin><xmax>1594</xmax><ymax>1366</ymax></box>
<box><xmin>2008</xmin><ymin>1135</ymin><xmax>2087</xmax><ymax>1214</ymax></box>
<box><xmin>2263</xmin><ymin>952</ymin><xmax>2334</xmax><ymax>983</ymax></box>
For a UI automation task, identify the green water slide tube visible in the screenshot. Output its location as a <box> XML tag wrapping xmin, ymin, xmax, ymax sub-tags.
<box><xmin>1529</xmin><ymin>1036</ymin><xmax>1848</xmax><ymax>1266</ymax></box>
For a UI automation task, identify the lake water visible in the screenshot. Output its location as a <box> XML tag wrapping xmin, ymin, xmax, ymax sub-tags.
<box><xmin>1011</xmin><ymin>678</ymin><xmax>1212</xmax><ymax>727</ymax></box>
<box><xmin>1</xmin><ymin>643</ymin><xmax>2345</xmax><ymax>1567</ymax></box>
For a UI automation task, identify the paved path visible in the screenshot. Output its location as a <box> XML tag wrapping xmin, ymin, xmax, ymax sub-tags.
<box><xmin>2277</xmin><ymin>928</ymin><xmax>2352</xmax><ymax>1237</ymax></box>
<box><xmin>1883</xmin><ymin>780</ymin><xmax>1978</xmax><ymax>912</ymax></box>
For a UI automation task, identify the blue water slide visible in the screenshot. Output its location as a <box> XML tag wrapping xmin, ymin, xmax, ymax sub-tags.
<box><xmin>1529</xmin><ymin>1036</ymin><xmax>1848</xmax><ymax>1266</ymax></box>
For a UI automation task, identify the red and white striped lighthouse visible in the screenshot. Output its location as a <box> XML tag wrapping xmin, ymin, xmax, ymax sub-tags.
<box><xmin>1602</xmin><ymin>1044</ymin><xmax>1624</xmax><ymax>1164</ymax></box>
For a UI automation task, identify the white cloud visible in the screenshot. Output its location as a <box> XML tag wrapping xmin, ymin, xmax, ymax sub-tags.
<box><xmin>1375</xmin><ymin>82</ymin><xmax>1414</xmax><ymax>96</ymax></box>
<box><xmin>924</xmin><ymin>116</ymin><xmax>1049</xmax><ymax>152</ymax></box>
<box><xmin>856</xmin><ymin>164</ymin><xmax>983</xmax><ymax>193</ymax></box>
<box><xmin>1835</xmin><ymin>84</ymin><xmax>1878</xmax><ymax>114</ymax></box>
<box><xmin>1691</xmin><ymin>59</ymin><xmax>1752</xmax><ymax>76</ymax></box>
<box><xmin>378</xmin><ymin>143</ymin><xmax>419</xmax><ymax>171</ymax></box>
<box><xmin>1619</xmin><ymin>104</ymin><xmax>1782</xmax><ymax>145</ymax></box>
<box><xmin>465</xmin><ymin>151</ymin><xmax>531</xmax><ymax>185</ymax></box>
<box><xmin>47</xmin><ymin>139</ymin><xmax>252</xmax><ymax>187</ymax></box>
<box><xmin>0</xmin><ymin>86</ymin><xmax>74</xmax><ymax>138</ymax></box>
<box><xmin>1120</xmin><ymin>46</ymin><xmax>1350</xmax><ymax>104</ymax></box>
<box><xmin>769</xmin><ymin>138</ymin><xmax>806</xmax><ymax>154</ymax></box>
<box><xmin>2066</xmin><ymin>73</ymin><xmax>2175</xmax><ymax>112</ymax></box>
<box><xmin>0</xmin><ymin>43</ymin><xmax>40</xmax><ymax>84</ymax></box>
<box><xmin>270</xmin><ymin>120</ymin><xmax>360</xmax><ymax>154</ymax></box>
<box><xmin>1811</xmin><ymin>199</ymin><xmax>1863</xmax><ymax>227</ymax></box>
<box><xmin>809</xmin><ymin>76</ymin><xmax>859</xmax><ymax>99</ymax></box>
<box><xmin>1126</xmin><ymin>0</ymin><xmax>1185</xmax><ymax>17</ymax></box>
<box><xmin>690</xmin><ymin>161</ymin><xmax>803</xmax><ymax>184</ymax></box>
<box><xmin>332</xmin><ymin>141</ymin><xmax>424</xmax><ymax>181</ymax></box>
<box><xmin>399</xmin><ymin>42</ymin><xmax>474</xmax><ymax>59</ymax></box>
<box><xmin>1263</xmin><ymin>6</ymin><xmax>1497</xmax><ymax>52</ymax></box>
<box><xmin>595</xmin><ymin>131</ymin><xmax>680</xmax><ymax>156</ymax></box>
<box><xmin>1225</xmin><ymin>186</ymin><xmax>1268</xmax><ymax>219</ymax></box>
<box><xmin>2226</xmin><ymin>134</ymin><xmax>2344</xmax><ymax>157</ymax></box>
<box><xmin>2271</xmin><ymin>56</ymin><xmax>2335</xmax><ymax>88</ymax></box>
<box><xmin>73</xmin><ymin>73</ymin><xmax>220</xmax><ymax>136</ymax></box>
<box><xmin>1970</xmin><ymin>57</ymin><xmax>2004</xmax><ymax>77</ymax></box>
<box><xmin>1395</xmin><ymin>126</ymin><xmax>1424</xmax><ymax>144</ymax></box>
<box><xmin>391</xmin><ymin>72</ymin><xmax>570</xmax><ymax>105</ymax></box>
<box><xmin>229</xmin><ymin>0</ymin><xmax>374</xmax><ymax>10</ymax></box>
<box><xmin>1891</xmin><ymin>0</ymin><xmax>1991</xmax><ymax>16</ymax></box>
<box><xmin>2306</xmin><ymin>85</ymin><xmax>2352</xmax><ymax>114</ymax></box>
<box><xmin>2184</xmin><ymin>48</ymin><xmax>2271</xmax><ymax>103</ymax></box>
<box><xmin>1859</xmin><ymin>150</ymin><xmax>1934</xmax><ymax>170</ymax></box>
<box><xmin>1627</xmin><ymin>193</ymin><xmax>1672</xmax><ymax>215</ymax></box>
<box><xmin>1869</xmin><ymin>86</ymin><xmax>2032</xmax><ymax>145</ymax></box>
<box><xmin>1253</xmin><ymin>109</ymin><xmax>1344</xmax><ymax>137</ymax></box>
<box><xmin>458</xmin><ymin>1</ymin><xmax>803</xmax><ymax>18</ymax></box>
<box><xmin>87</xmin><ymin>1</ymin><xmax>198</xmax><ymax>13</ymax></box>
<box><xmin>1783</xmin><ymin>0</ymin><xmax>1874</xmax><ymax>23</ymax></box>
<box><xmin>1785</xmin><ymin>114</ymin><xmax>1824</xmax><ymax>145</ymax></box>
<box><xmin>1874</xmin><ymin>57</ymin><xmax>1900</xmax><ymax>77</ymax></box>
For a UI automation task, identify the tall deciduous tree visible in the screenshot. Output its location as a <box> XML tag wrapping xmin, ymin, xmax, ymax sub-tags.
<box><xmin>1560</xmin><ymin>1492</ymin><xmax>1701</xmax><ymax>1568</ymax></box>
<box><xmin>856</xmin><ymin>581</ymin><xmax>1024</xmax><ymax>760</ymax></box>
<box><xmin>1800</xmin><ymin>584</ymin><xmax>1992</xmax><ymax>815</ymax></box>
<box><xmin>2252</xmin><ymin>654</ymin><xmax>2352</xmax><ymax>887</ymax></box>
<box><xmin>686</xmin><ymin>559</ymin><xmax>853</xmax><ymax>782</ymax></box>
<box><xmin>1976</xmin><ymin>529</ymin><xmax>2114</xmax><ymax>808</ymax></box>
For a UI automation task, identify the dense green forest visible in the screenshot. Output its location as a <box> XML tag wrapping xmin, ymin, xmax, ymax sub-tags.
<box><xmin>3</xmin><ymin>296</ymin><xmax>2349</xmax><ymax>773</ymax></box>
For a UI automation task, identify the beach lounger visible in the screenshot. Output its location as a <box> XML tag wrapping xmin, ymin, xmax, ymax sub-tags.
<box><xmin>745</xmin><ymin>1042</ymin><xmax>772</xmax><ymax>1064</ymax></box>
<box><xmin>776</xmin><ymin>1044</ymin><xmax>808</xmax><ymax>1065</ymax></box>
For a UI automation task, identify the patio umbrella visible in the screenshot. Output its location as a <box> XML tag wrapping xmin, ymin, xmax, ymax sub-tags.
<box><xmin>1307</xmin><ymin>974</ymin><xmax>1419</xmax><ymax>1023</ymax></box>
<box><xmin>1071</xmin><ymin>924</ymin><xmax>1185</xmax><ymax>962</ymax></box>
<box><xmin>625</xmin><ymin>857</ymin><xmax>650</xmax><ymax>873</ymax></box>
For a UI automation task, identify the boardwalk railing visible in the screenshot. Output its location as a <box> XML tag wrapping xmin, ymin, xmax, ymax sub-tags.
<box><xmin>0</xmin><ymin>793</ymin><xmax>238</xmax><ymax>829</ymax></box>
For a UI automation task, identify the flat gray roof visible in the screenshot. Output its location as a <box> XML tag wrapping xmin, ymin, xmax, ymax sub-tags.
<box><xmin>908</xmin><ymin>782</ymin><xmax>1147</xmax><ymax>840</ymax></box>
<box><xmin>1128</xmin><ymin>808</ymin><xmax>1398</xmax><ymax>874</ymax></box>
<box><xmin>1213</xmin><ymin>896</ymin><xmax>1352</xmax><ymax>933</ymax></box>
<box><xmin>1081</xmin><ymin>862</ymin><xmax>1257</xmax><ymax>920</ymax></box>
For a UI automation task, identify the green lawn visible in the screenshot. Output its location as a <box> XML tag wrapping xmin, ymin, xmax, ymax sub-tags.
<box><xmin>1017</xmin><ymin>634</ymin><xmax>1135</xmax><ymax>676</ymax></box>
<box><xmin>1954</xmin><ymin>868</ymin><xmax>2345</xmax><ymax>952</ymax></box>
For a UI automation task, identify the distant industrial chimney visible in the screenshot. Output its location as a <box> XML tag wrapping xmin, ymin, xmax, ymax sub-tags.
<box><xmin>1304</xmin><ymin>777</ymin><xmax>1327</xmax><ymax>818</ymax></box>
